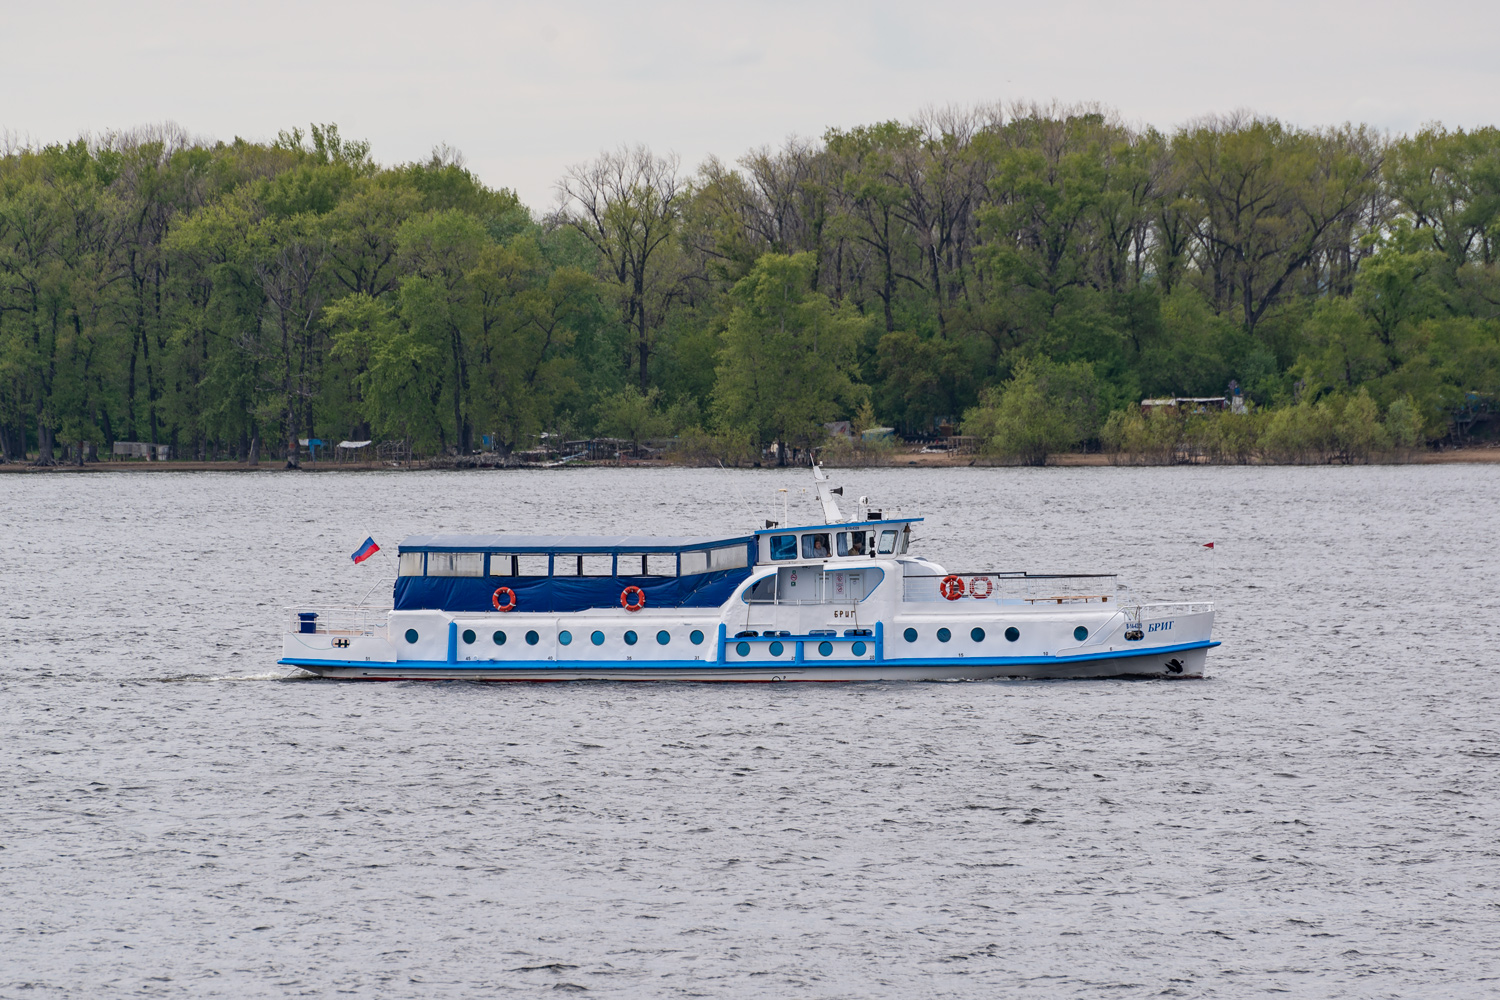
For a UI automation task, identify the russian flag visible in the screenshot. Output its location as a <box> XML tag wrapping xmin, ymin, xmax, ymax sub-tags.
<box><xmin>351</xmin><ymin>536</ymin><xmax>380</xmax><ymax>564</ymax></box>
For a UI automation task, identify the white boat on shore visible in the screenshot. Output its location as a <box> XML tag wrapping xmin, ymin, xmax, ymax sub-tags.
<box><xmin>280</xmin><ymin>468</ymin><xmax>1218</xmax><ymax>681</ymax></box>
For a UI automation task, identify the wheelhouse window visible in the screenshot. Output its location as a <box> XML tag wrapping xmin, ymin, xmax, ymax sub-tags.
<box><xmin>877</xmin><ymin>530</ymin><xmax>898</xmax><ymax>554</ymax></box>
<box><xmin>801</xmin><ymin>533</ymin><xmax>831</xmax><ymax>559</ymax></box>
<box><xmin>516</xmin><ymin>554</ymin><xmax>550</xmax><ymax>577</ymax></box>
<box><xmin>837</xmin><ymin>531</ymin><xmax>871</xmax><ymax>557</ymax></box>
<box><xmin>768</xmin><ymin>534</ymin><xmax>797</xmax><ymax>560</ymax></box>
<box><xmin>427</xmin><ymin>552</ymin><xmax>483</xmax><ymax>577</ymax></box>
<box><xmin>397</xmin><ymin>552</ymin><xmax>424</xmax><ymax>576</ymax></box>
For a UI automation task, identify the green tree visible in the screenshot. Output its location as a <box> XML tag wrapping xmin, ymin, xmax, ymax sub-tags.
<box><xmin>963</xmin><ymin>356</ymin><xmax>1102</xmax><ymax>465</ymax></box>
<box><xmin>713</xmin><ymin>252</ymin><xmax>867</xmax><ymax>464</ymax></box>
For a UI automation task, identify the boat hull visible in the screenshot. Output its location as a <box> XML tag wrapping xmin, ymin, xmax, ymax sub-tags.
<box><xmin>281</xmin><ymin>641</ymin><xmax>1214</xmax><ymax>682</ymax></box>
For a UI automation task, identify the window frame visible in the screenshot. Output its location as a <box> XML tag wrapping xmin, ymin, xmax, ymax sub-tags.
<box><xmin>426</xmin><ymin>551</ymin><xmax>484</xmax><ymax>577</ymax></box>
<box><xmin>801</xmin><ymin>533</ymin><xmax>832</xmax><ymax>559</ymax></box>
<box><xmin>768</xmin><ymin>535</ymin><xmax>797</xmax><ymax>560</ymax></box>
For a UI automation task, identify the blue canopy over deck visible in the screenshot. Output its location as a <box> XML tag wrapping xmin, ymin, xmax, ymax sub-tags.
<box><xmin>393</xmin><ymin>533</ymin><xmax>757</xmax><ymax>613</ymax></box>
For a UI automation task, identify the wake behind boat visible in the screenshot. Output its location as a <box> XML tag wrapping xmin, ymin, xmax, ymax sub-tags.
<box><xmin>280</xmin><ymin>468</ymin><xmax>1218</xmax><ymax>681</ymax></box>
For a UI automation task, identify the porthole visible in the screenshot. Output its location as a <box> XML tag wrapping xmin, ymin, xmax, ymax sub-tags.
<box><xmin>656</xmin><ymin>630</ymin><xmax>670</xmax><ymax>646</ymax></box>
<box><xmin>903</xmin><ymin>627</ymin><xmax>918</xmax><ymax>642</ymax></box>
<box><xmin>1005</xmin><ymin>626</ymin><xmax>1020</xmax><ymax>642</ymax></box>
<box><xmin>625</xmin><ymin>630</ymin><xmax>638</xmax><ymax>646</ymax></box>
<box><xmin>937</xmin><ymin>628</ymin><xmax>951</xmax><ymax>643</ymax></box>
<box><xmin>689</xmin><ymin>629</ymin><xmax>704</xmax><ymax>645</ymax></box>
<box><xmin>851</xmin><ymin>641</ymin><xmax>867</xmax><ymax>656</ymax></box>
<box><xmin>769</xmin><ymin>641</ymin><xmax>784</xmax><ymax>656</ymax></box>
<box><xmin>462</xmin><ymin>628</ymin><xmax>476</xmax><ymax>645</ymax></box>
<box><xmin>559</xmin><ymin>630</ymin><xmax>572</xmax><ymax>646</ymax></box>
<box><xmin>1074</xmin><ymin>626</ymin><xmax>1088</xmax><ymax>642</ymax></box>
<box><xmin>591</xmin><ymin>630</ymin><xmax>605</xmax><ymax>646</ymax></box>
<box><xmin>493</xmin><ymin>630</ymin><xmax>507</xmax><ymax>645</ymax></box>
<box><xmin>404</xmin><ymin>628</ymin><xmax>419</xmax><ymax>644</ymax></box>
<box><xmin>971</xmin><ymin>627</ymin><xmax>985</xmax><ymax>642</ymax></box>
<box><xmin>818</xmin><ymin>641</ymin><xmax>833</xmax><ymax>656</ymax></box>
<box><xmin>525</xmin><ymin>630</ymin><xmax>539</xmax><ymax>646</ymax></box>
<box><xmin>736</xmin><ymin>641</ymin><xmax>751</xmax><ymax>657</ymax></box>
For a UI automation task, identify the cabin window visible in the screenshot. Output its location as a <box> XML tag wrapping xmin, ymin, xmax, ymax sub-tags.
<box><xmin>582</xmin><ymin>555</ymin><xmax>613</xmax><ymax>576</ymax></box>
<box><xmin>801</xmin><ymin>533</ymin><xmax>831</xmax><ymax>559</ymax></box>
<box><xmin>427</xmin><ymin>552</ymin><xmax>483</xmax><ymax>577</ymax></box>
<box><xmin>488</xmin><ymin>554</ymin><xmax>517</xmax><ymax>576</ymax></box>
<box><xmin>681</xmin><ymin>550</ymin><xmax>709</xmax><ymax>575</ymax></box>
<box><xmin>877</xmin><ymin>530</ymin><xmax>898</xmax><ymax>554</ymax></box>
<box><xmin>768</xmin><ymin>534</ymin><xmax>797</xmax><ymax>560</ymax></box>
<box><xmin>516</xmin><ymin>554</ymin><xmax>550</xmax><ymax>577</ymax></box>
<box><xmin>709</xmin><ymin>545</ymin><xmax>748</xmax><ymax>571</ymax></box>
<box><xmin>617</xmin><ymin>552</ymin><xmax>679</xmax><ymax>576</ymax></box>
<box><xmin>836</xmin><ymin>531</ymin><xmax>871</xmax><ymax>557</ymax></box>
<box><xmin>397</xmin><ymin>552</ymin><xmax>424</xmax><ymax>576</ymax></box>
<box><xmin>553</xmin><ymin>554</ymin><xmax>615</xmax><ymax>577</ymax></box>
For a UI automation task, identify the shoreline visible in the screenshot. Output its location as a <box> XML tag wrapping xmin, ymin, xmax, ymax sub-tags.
<box><xmin>3</xmin><ymin>446</ymin><xmax>1498</xmax><ymax>473</ymax></box>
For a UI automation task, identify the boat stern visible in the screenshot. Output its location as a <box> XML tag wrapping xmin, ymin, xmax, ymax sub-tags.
<box><xmin>279</xmin><ymin>608</ymin><xmax>396</xmax><ymax>669</ymax></box>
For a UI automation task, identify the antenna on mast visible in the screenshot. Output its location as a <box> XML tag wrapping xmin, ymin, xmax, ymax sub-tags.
<box><xmin>812</xmin><ymin>463</ymin><xmax>846</xmax><ymax>523</ymax></box>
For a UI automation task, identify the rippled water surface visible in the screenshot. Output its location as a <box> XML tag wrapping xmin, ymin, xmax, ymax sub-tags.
<box><xmin>3</xmin><ymin>465</ymin><xmax>1499</xmax><ymax>998</ymax></box>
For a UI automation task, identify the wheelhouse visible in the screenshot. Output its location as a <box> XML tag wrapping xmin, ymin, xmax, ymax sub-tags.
<box><xmin>754</xmin><ymin>518</ymin><xmax>920</xmax><ymax>564</ymax></box>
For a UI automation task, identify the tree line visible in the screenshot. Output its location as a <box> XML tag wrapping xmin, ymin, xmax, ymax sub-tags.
<box><xmin>2</xmin><ymin>106</ymin><xmax>1498</xmax><ymax>465</ymax></box>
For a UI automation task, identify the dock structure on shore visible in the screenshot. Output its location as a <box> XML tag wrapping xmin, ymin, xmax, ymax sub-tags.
<box><xmin>111</xmin><ymin>442</ymin><xmax>171</xmax><ymax>461</ymax></box>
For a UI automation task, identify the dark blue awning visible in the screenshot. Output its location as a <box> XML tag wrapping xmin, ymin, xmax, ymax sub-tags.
<box><xmin>398</xmin><ymin>533</ymin><xmax>754</xmax><ymax>554</ymax></box>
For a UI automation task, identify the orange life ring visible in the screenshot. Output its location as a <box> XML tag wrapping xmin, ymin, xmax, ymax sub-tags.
<box><xmin>968</xmin><ymin>575</ymin><xmax>994</xmax><ymax>599</ymax></box>
<box><xmin>621</xmin><ymin>586</ymin><xmax>646</xmax><ymax>612</ymax></box>
<box><xmin>939</xmin><ymin>575</ymin><xmax>965</xmax><ymax>601</ymax></box>
<box><xmin>492</xmin><ymin>586</ymin><xmax>517</xmax><ymax>612</ymax></box>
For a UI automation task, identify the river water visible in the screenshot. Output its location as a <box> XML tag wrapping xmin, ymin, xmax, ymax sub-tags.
<box><xmin>2</xmin><ymin>465</ymin><xmax>1498</xmax><ymax>998</ymax></box>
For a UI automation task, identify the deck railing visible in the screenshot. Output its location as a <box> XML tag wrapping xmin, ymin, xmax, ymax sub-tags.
<box><xmin>903</xmin><ymin>572</ymin><xmax>1118</xmax><ymax>605</ymax></box>
<box><xmin>1118</xmin><ymin>602</ymin><xmax>1214</xmax><ymax>618</ymax></box>
<box><xmin>286</xmin><ymin>606</ymin><xmax>390</xmax><ymax>637</ymax></box>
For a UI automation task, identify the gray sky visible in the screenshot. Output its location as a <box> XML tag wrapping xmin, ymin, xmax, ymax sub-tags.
<box><xmin>6</xmin><ymin>0</ymin><xmax>1498</xmax><ymax>212</ymax></box>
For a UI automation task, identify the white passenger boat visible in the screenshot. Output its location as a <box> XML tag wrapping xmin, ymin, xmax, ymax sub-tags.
<box><xmin>280</xmin><ymin>468</ymin><xmax>1218</xmax><ymax>681</ymax></box>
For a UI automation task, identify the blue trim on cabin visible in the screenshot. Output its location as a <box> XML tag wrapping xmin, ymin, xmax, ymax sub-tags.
<box><xmin>281</xmin><ymin>639</ymin><xmax>1220</xmax><ymax>672</ymax></box>
<box><xmin>753</xmin><ymin>517</ymin><xmax>922</xmax><ymax>536</ymax></box>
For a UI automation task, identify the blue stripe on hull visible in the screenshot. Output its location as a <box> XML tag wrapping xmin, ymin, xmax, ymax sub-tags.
<box><xmin>281</xmin><ymin>639</ymin><xmax>1219</xmax><ymax>673</ymax></box>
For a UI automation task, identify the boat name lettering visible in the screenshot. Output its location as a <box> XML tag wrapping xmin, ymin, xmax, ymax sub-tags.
<box><xmin>1148</xmin><ymin>621</ymin><xmax>1174</xmax><ymax>632</ymax></box>
<box><xmin>833</xmin><ymin>610</ymin><xmax>857</xmax><ymax>619</ymax></box>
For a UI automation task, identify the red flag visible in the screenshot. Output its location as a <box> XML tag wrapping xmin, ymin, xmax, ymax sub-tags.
<box><xmin>1202</xmin><ymin>542</ymin><xmax>1215</xmax><ymax>549</ymax></box>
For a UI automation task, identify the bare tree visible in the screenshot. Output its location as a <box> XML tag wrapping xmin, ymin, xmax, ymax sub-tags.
<box><xmin>555</xmin><ymin>146</ymin><xmax>683</xmax><ymax>391</ymax></box>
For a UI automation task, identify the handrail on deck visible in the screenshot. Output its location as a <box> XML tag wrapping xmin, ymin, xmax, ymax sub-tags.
<box><xmin>285</xmin><ymin>606</ymin><xmax>389</xmax><ymax>637</ymax></box>
<box><xmin>903</xmin><ymin>572</ymin><xmax>1118</xmax><ymax>604</ymax></box>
